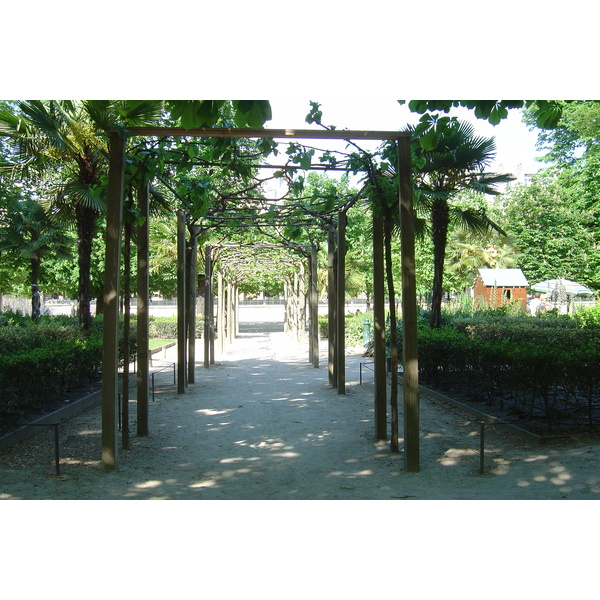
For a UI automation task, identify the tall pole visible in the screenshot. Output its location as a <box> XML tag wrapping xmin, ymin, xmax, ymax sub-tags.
<box><xmin>373</xmin><ymin>210</ymin><xmax>387</xmax><ymax>440</ymax></box>
<box><xmin>204</xmin><ymin>245</ymin><xmax>212</xmax><ymax>368</ymax></box>
<box><xmin>299</xmin><ymin>260</ymin><xmax>306</xmax><ymax>342</ymax></box>
<box><xmin>284</xmin><ymin>280</ymin><xmax>290</xmax><ymax>336</ymax></box>
<box><xmin>293</xmin><ymin>271</ymin><xmax>299</xmax><ymax>342</ymax></box>
<box><xmin>336</xmin><ymin>212</ymin><xmax>346</xmax><ymax>393</ymax></box>
<box><xmin>177</xmin><ymin>210</ymin><xmax>187</xmax><ymax>394</ymax></box>
<box><xmin>328</xmin><ymin>226</ymin><xmax>336</xmax><ymax>387</ymax></box>
<box><xmin>101</xmin><ymin>131</ymin><xmax>125</xmax><ymax>471</ymax></box>
<box><xmin>234</xmin><ymin>283</ymin><xmax>240</xmax><ymax>337</ymax></box>
<box><xmin>398</xmin><ymin>137</ymin><xmax>420</xmax><ymax>472</ymax></box>
<box><xmin>217</xmin><ymin>270</ymin><xmax>224</xmax><ymax>355</ymax></box>
<box><xmin>136</xmin><ymin>183</ymin><xmax>150</xmax><ymax>436</ymax></box>
<box><xmin>209</xmin><ymin>260</ymin><xmax>215</xmax><ymax>364</ymax></box>
<box><xmin>187</xmin><ymin>225</ymin><xmax>197</xmax><ymax>384</ymax></box>
<box><xmin>227</xmin><ymin>279</ymin><xmax>234</xmax><ymax>344</ymax></box>
<box><xmin>310</xmin><ymin>245</ymin><xmax>319</xmax><ymax>368</ymax></box>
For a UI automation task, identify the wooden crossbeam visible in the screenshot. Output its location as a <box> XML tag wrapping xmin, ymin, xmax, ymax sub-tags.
<box><xmin>123</xmin><ymin>127</ymin><xmax>410</xmax><ymax>141</ymax></box>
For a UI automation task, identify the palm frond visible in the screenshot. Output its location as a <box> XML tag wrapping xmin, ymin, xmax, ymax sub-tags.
<box><xmin>83</xmin><ymin>100</ymin><xmax>165</xmax><ymax>132</ymax></box>
<box><xmin>0</xmin><ymin>107</ymin><xmax>31</xmax><ymax>136</ymax></box>
<box><xmin>82</xmin><ymin>100</ymin><xmax>115</xmax><ymax>132</ymax></box>
<box><xmin>60</xmin><ymin>181</ymin><xmax>106</xmax><ymax>212</ymax></box>
<box><xmin>18</xmin><ymin>101</ymin><xmax>71</xmax><ymax>153</ymax></box>
<box><xmin>149</xmin><ymin>184</ymin><xmax>172</xmax><ymax>216</ymax></box>
<box><xmin>449</xmin><ymin>206</ymin><xmax>506</xmax><ymax>236</ymax></box>
<box><xmin>117</xmin><ymin>100</ymin><xmax>164</xmax><ymax>125</ymax></box>
<box><xmin>468</xmin><ymin>172</ymin><xmax>515</xmax><ymax>195</ymax></box>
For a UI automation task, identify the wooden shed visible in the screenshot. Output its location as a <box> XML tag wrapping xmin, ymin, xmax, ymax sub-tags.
<box><xmin>473</xmin><ymin>268</ymin><xmax>529</xmax><ymax>310</ymax></box>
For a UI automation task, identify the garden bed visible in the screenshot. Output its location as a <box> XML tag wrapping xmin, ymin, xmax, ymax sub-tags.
<box><xmin>417</xmin><ymin>371</ymin><xmax>600</xmax><ymax>440</ymax></box>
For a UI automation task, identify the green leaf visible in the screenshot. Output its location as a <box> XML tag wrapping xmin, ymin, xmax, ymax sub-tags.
<box><xmin>305</xmin><ymin>101</ymin><xmax>323</xmax><ymax>125</ymax></box>
<box><xmin>420</xmin><ymin>129</ymin><xmax>440</xmax><ymax>151</ymax></box>
<box><xmin>233</xmin><ymin>100</ymin><xmax>272</xmax><ymax>128</ymax></box>
<box><xmin>488</xmin><ymin>106</ymin><xmax>508</xmax><ymax>125</ymax></box>
<box><xmin>167</xmin><ymin>100</ymin><xmax>226</xmax><ymax>129</ymax></box>
<box><xmin>531</xmin><ymin>101</ymin><xmax>563</xmax><ymax>129</ymax></box>
<box><xmin>187</xmin><ymin>144</ymin><xmax>199</xmax><ymax>159</ymax></box>
<box><xmin>299</xmin><ymin>149</ymin><xmax>314</xmax><ymax>170</ymax></box>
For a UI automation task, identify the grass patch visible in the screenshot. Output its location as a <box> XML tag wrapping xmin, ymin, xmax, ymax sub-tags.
<box><xmin>149</xmin><ymin>339</ymin><xmax>176</xmax><ymax>350</ymax></box>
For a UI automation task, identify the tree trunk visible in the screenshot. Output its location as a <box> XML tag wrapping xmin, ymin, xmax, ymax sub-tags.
<box><xmin>429</xmin><ymin>199</ymin><xmax>450</xmax><ymax>328</ymax></box>
<box><xmin>76</xmin><ymin>203</ymin><xmax>98</xmax><ymax>328</ymax></box>
<box><xmin>95</xmin><ymin>293</ymin><xmax>104</xmax><ymax>316</ymax></box>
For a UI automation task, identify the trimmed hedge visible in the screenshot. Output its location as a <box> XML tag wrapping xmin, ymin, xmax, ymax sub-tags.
<box><xmin>397</xmin><ymin>316</ymin><xmax>600</xmax><ymax>432</ymax></box>
<box><xmin>148</xmin><ymin>316</ymin><xmax>203</xmax><ymax>339</ymax></box>
<box><xmin>0</xmin><ymin>314</ymin><xmax>136</xmax><ymax>433</ymax></box>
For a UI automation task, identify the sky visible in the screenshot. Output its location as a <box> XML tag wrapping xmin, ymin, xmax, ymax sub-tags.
<box><xmin>265</xmin><ymin>97</ymin><xmax>544</xmax><ymax>176</ymax></box>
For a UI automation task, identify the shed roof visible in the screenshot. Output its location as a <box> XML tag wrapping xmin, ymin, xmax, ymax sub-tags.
<box><xmin>477</xmin><ymin>268</ymin><xmax>529</xmax><ymax>287</ymax></box>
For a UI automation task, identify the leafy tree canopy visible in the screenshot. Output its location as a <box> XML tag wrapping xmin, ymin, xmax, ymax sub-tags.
<box><xmin>498</xmin><ymin>176</ymin><xmax>600</xmax><ymax>290</ymax></box>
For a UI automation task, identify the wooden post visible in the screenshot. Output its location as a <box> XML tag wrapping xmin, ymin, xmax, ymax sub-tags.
<box><xmin>136</xmin><ymin>183</ymin><xmax>150</xmax><ymax>436</ymax></box>
<box><xmin>177</xmin><ymin>210</ymin><xmax>187</xmax><ymax>393</ymax></box>
<box><xmin>293</xmin><ymin>271</ymin><xmax>299</xmax><ymax>342</ymax></box>
<box><xmin>373</xmin><ymin>210</ymin><xmax>387</xmax><ymax>440</ymax></box>
<box><xmin>328</xmin><ymin>226</ymin><xmax>336</xmax><ymax>387</ymax></box>
<box><xmin>217</xmin><ymin>270</ymin><xmax>224</xmax><ymax>354</ymax></box>
<box><xmin>209</xmin><ymin>268</ymin><xmax>215</xmax><ymax>364</ymax></box>
<box><xmin>234</xmin><ymin>283</ymin><xmax>240</xmax><ymax>337</ymax></box>
<box><xmin>101</xmin><ymin>131</ymin><xmax>125</xmax><ymax>471</ymax></box>
<box><xmin>310</xmin><ymin>245</ymin><xmax>319</xmax><ymax>368</ymax></box>
<box><xmin>299</xmin><ymin>260</ymin><xmax>306</xmax><ymax>342</ymax></box>
<box><xmin>284</xmin><ymin>280</ymin><xmax>289</xmax><ymax>336</ymax></box>
<box><xmin>336</xmin><ymin>212</ymin><xmax>346</xmax><ymax>393</ymax></box>
<box><xmin>122</xmin><ymin>219</ymin><xmax>132</xmax><ymax>450</ymax></box>
<box><xmin>204</xmin><ymin>245</ymin><xmax>211</xmax><ymax>368</ymax></box>
<box><xmin>187</xmin><ymin>226</ymin><xmax>197</xmax><ymax>384</ymax></box>
<box><xmin>398</xmin><ymin>137</ymin><xmax>420</xmax><ymax>472</ymax></box>
<box><xmin>227</xmin><ymin>279</ymin><xmax>234</xmax><ymax>344</ymax></box>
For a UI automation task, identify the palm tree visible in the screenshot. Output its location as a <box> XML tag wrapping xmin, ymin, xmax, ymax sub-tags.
<box><xmin>0</xmin><ymin>193</ymin><xmax>73</xmax><ymax>320</ymax></box>
<box><xmin>0</xmin><ymin>100</ymin><xmax>164</xmax><ymax>326</ymax></box>
<box><xmin>445</xmin><ymin>226</ymin><xmax>519</xmax><ymax>293</ymax></box>
<box><xmin>408</xmin><ymin>119</ymin><xmax>513</xmax><ymax>327</ymax></box>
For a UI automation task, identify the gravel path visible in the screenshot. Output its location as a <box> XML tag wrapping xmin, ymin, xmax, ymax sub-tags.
<box><xmin>2</xmin><ymin>329</ymin><xmax>600</xmax><ymax>500</ymax></box>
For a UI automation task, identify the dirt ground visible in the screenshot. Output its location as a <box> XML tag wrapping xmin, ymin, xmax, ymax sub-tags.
<box><xmin>2</xmin><ymin>326</ymin><xmax>600</xmax><ymax>501</ymax></box>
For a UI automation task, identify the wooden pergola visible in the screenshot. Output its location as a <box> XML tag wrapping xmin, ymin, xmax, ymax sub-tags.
<box><xmin>101</xmin><ymin>126</ymin><xmax>419</xmax><ymax>473</ymax></box>
<box><xmin>207</xmin><ymin>243</ymin><xmax>316</xmax><ymax>363</ymax></box>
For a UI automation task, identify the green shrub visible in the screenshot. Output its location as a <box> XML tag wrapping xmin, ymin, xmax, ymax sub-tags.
<box><xmin>317</xmin><ymin>311</ymin><xmax>373</xmax><ymax>347</ymax></box>
<box><xmin>392</xmin><ymin>312</ymin><xmax>600</xmax><ymax>432</ymax></box>
<box><xmin>318</xmin><ymin>314</ymin><xmax>328</xmax><ymax>339</ymax></box>
<box><xmin>346</xmin><ymin>311</ymin><xmax>373</xmax><ymax>347</ymax></box>
<box><xmin>148</xmin><ymin>316</ymin><xmax>203</xmax><ymax>339</ymax></box>
<box><xmin>0</xmin><ymin>314</ymin><xmax>135</xmax><ymax>433</ymax></box>
<box><xmin>572</xmin><ymin>304</ymin><xmax>600</xmax><ymax>328</ymax></box>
